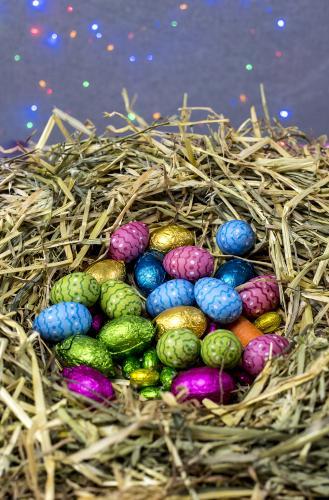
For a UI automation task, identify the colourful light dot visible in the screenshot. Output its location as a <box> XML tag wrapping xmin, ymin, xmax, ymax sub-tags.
<box><xmin>179</xmin><ymin>3</ymin><xmax>188</xmax><ymax>10</ymax></box>
<box><xmin>96</xmin><ymin>32</ymin><xmax>102</xmax><ymax>38</ymax></box>
<box><xmin>245</xmin><ymin>63</ymin><xmax>253</xmax><ymax>71</ymax></box>
<box><xmin>171</xmin><ymin>21</ymin><xmax>178</xmax><ymax>27</ymax></box>
<box><xmin>26</xmin><ymin>122</ymin><xmax>34</xmax><ymax>129</ymax></box>
<box><xmin>46</xmin><ymin>88</ymin><xmax>53</xmax><ymax>95</ymax></box>
<box><xmin>30</xmin><ymin>27</ymin><xmax>41</xmax><ymax>36</ymax></box>
<box><xmin>128</xmin><ymin>32</ymin><xmax>135</xmax><ymax>40</ymax></box>
<box><xmin>32</xmin><ymin>0</ymin><xmax>40</xmax><ymax>6</ymax></box>
<box><xmin>67</xmin><ymin>5</ymin><xmax>73</xmax><ymax>12</ymax></box>
<box><xmin>14</xmin><ymin>54</ymin><xmax>21</xmax><ymax>62</ymax></box>
<box><xmin>39</xmin><ymin>80</ymin><xmax>47</xmax><ymax>88</ymax></box>
<box><xmin>129</xmin><ymin>55</ymin><xmax>136</xmax><ymax>62</ymax></box>
<box><xmin>82</xmin><ymin>80</ymin><xmax>90</xmax><ymax>88</ymax></box>
<box><xmin>239</xmin><ymin>94</ymin><xmax>247</xmax><ymax>103</ymax></box>
<box><xmin>107</xmin><ymin>44</ymin><xmax>114</xmax><ymax>51</ymax></box>
<box><xmin>91</xmin><ymin>23</ymin><xmax>98</xmax><ymax>31</ymax></box>
<box><xmin>70</xmin><ymin>30</ymin><xmax>77</xmax><ymax>38</ymax></box>
<box><xmin>128</xmin><ymin>113</ymin><xmax>136</xmax><ymax>121</ymax></box>
<box><xmin>147</xmin><ymin>54</ymin><xmax>153</xmax><ymax>61</ymax></box>
<box><xmin>153</xmin><ymin>112</ymin><xmax>161</xmax><ymax>120</ymax></box>
<box><xmin>31</xmin><ymin>105</ymin><xmax>38</xmax><ymax>111</ymax></box>
<box><xmin>275</xmin><ymin>50</ymin><xmax>283</xmax><ymax>58</ymax></box>
<box><xmin>51</xmin><ymin>33</ymin><xmax>58</xmax><ymax>40</ymax></box>
<box><xmin>277</xmin><ymin>19</ymin><xmax>285</xmax><ymax>28</ymax></box>
<box><xmin>279</xmin><ymin>110</ymin><xmax>289</xmax><ymax>118</ymax></box>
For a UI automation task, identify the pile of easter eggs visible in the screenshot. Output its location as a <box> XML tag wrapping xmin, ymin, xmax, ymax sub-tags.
<box><xmin>33</xmin><ymin>219</ymin><xmax>290</xmax><ymax>404</ymax></box>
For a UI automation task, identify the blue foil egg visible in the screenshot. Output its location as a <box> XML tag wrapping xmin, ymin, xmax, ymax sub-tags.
<box><xmin>194</xmin><ymin>277</ymin><xmax>242</xmax><ymax>323</ymax></box>
<box><xmin>216</xmin><ymin>220</ymin><xmax>255</xmax><ymax>256</ymax></box>
<box><xmin>215</xmin><ymin>259</ymin><xmax>255</xmax><ymax>288</ymax></box>
<box><xmin>146</xmin><ymin>279</ymin><xmax>195</xmax><ymax>317</ymax></box>
<box><xmin>33</xmin><ymin>302</ymin><xmax>92</xmax><ymax>343</ymax></box>
<box><xmin>134</xmin><ymin>251</ymin><xmax>167</xmax><ymax>296</ymax></box>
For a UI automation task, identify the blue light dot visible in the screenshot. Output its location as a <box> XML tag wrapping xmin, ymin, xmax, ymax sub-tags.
<box><xmin>147</xmin><ymin>54</ymin><xmax>153</xmax><ymax>61</ymax></box>
<box><xmin>279</xmin><ymin>110</ymin><xmax>289</xmax><ymax>119</ymax></box>
<box><xmin>129</xmin><ymin>55</ymin><xmax>136</xmax><ymax>62</ymax></box>
<box><xmin>26</xmin><ymin>122</ymin><xmax>34</xmax><ymax>129</ymax></box>
<box><xmin>51</xmin><ymin>33</ymin><xmax>58</xmax><ymax>40</ymax></box>
<box><xmin>96</xmin><ymin>32</ymin><xmax>102</xmax><ymax>39</ymax></box>
<box><xmin>277</xmin><ymin>18</ymin><xmax>286</xmax><ymax>28</ymax></box>
<box><xmin>31</xmin><ymin>105</ymin><xmax>38</xmax><ymax>112</ymax></box>
<box><xmin>91</xmin><ymin>23</ymin><xmax>98</xmax><ymax>31</ymax></box>
<box><xmin>32</xmin><ymin>0</ymin><xmax>40</xmax><ymax>6</ymax></box>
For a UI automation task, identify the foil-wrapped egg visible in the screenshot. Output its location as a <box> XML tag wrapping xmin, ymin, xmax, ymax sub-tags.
<box><xmin>230</xmin><ymin>367</ymin><xmax>255</xmax><ymax>386</ymax></box>
<box><xmin>254</xmin><ymin>311</ymin><xmax>281</xmax><ymax>333</ymax></box>
<box><xmin>194</xmin><ymin>278</ymin><xmax>242</xmax><ymax>323</ymax></box>
<box><xmin>122</xmin><ymin>355</ymin><xmax>142</xmax><ymax>378</ymax></box>
<box><xmin>215</xmin><ymin>258</ymin><xmax>255</xmax><ymax>288</ymax></box>
<box><xmin>216</xmin><ymin>220</ymin><xmax>255</xmax><ymax>256</ymax></box>
<box><xmin>56</xmin><ymin>335</ymin><xmax>115</xmax><ymax>376</ymax></box>
<box><xmin>130</xmin><ymin>368</ymin><xmax>160</xmax><ymax>387</ymax></box>
<box><xmin>163</xmin><ymin>246</ymin><xmax>214</xmax><ymax>281</ymax></box>
<box><xmin>100</xmin><ymin>280</ymin><xmax>142</xmax><ymax>319</ymax></box>
<box><xmin>134</xmin><ymin>252</ymin><xmax>167</xmax><ymax>296</ymax></box>
<box><xmin>201</xmin><ymin>329</ymin><xmax>242</xmax><ymax>369</ymax></box>
<box><xmin>239</xmin><ymin>275</ymin><xmax>280</xmax><ymax>319</ymax></box>
<box><xmin>149</xmin><ymin>224</ymin><xmax>194</xmax><ymax>253</ymax></box>
<box><xmin>146</xmin><ymin>279</ymin><xmax>195</xmax><ymax>317</ymax></box>
<box><xmin>50</xmin><ymin>272</ymin><xmax>100</xmax><ymax>307</ymax></box>
<box><xmin>171</xmin><ymin>366</ymin><xmax>235</xmax><ymax>403</ymax></box>
<box><xmin>142</xmin><ymin>348</ymin><xmax>161</xmax><ymax>370</ymax></box>
<box><xmin>242</xmin><ymin>334</ymin><xmax>290</xmax><ymax>376</ymax></box>
<box><xmin>154</xmin><ymin>306</ymin><xmax>207</xmax><ymax>339</ymax></box>
<box><xmin>140</xmin><ymin>386</ymin><xmax>162</xmax><ymax>399</ymax></box>
<box><xmin>98</xmin><ymin>315</ymin><xmax>155</xmax><ymax>358</ymax></box>
<box><xmin>62</xmin><ymin>365</ymin><xmax>115</xmax><ymax>403</ymax></box>
<box><xmin>156</xmin><ymin>328</ymin><xmax>201</xmax><ymax>369</ymax></box>
<box><xmin>86</xmin><ymin>259</ymin><xmax>126</xmax><ymax>284</ymax></box>
<box><xmin>108</xmin><ymin>221</ymin><xmax>149</xmax><ymax>263</ymax></box>
<box><xmin>160</xmin><ymin>367</ymin><xmax>177</xmax><ymax>390</ymax></box>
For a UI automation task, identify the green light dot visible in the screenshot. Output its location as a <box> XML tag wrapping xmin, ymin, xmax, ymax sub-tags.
<box><xmin>128</xmin><ymin>112</ymin><xmax>136</xmax><ymax>121</ymax></box>
<box><xmin>245</xmin><ymin>63</ymin><xmax>253</xmax><ymax>71</ymax></box>
<box><xmin>26</xmin><ymin>122</ymin><xmax>33</xmax><ymax>129</ymax></box>
<box><xmin>82</xmin><ymin>80</ymin><xmax>90</xmax><ymax>88</ymax></box>
<box><xmin>171</xmin><ymin>20</ymin><xmax>178</xmax><ymax>27</ymax></box>
<box><xmin>14</xmin><ymin>54</ymin><xmax>21</xmax><ymax>62</ymax></box>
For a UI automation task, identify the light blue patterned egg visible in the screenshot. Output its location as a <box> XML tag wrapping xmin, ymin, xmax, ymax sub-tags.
<box><xmin>194</xmin><ymin>277</ymin><xmax>242</xmax><ymax>323</ymax></box>
<box><xmin>33</xmin><ymin>302</ymin><xmax>92</xmax><ymax>343</ymax></box>
<box><xmin>134</xmin><ymin>251</ymin><xmax>167</xmax><ymax>296</ymax></box>
<box><xmin>146</xmin><ymin>279</ymin><xmax>195</xmax><ymax>317</ymax></box>
<box><xmin>215</xmin><ymin>259</ymin><xmax>255</xmax><ymax>288</ymax></box>
<box><xmin>216</xmin><ymin>220</ymin><xmax>255</xmax><ymax>256</ymax></box>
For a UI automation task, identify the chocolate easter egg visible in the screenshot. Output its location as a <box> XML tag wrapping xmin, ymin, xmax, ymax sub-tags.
<box><xmin>156</xmin><ymin>328</ymin><xmax>200</xmax><ymax>369</ymax></box>
<box><xmin>130</xmin><ymin>369</ymin><xmax>160</xmax><ymax>387</ymax></box>
<box><xmin>140</xmin><ymin>386</ymin><xmax>162</xmax><ymax>399</ymax></box>
<box><xmin>134</xmin><ymin>252</ymin><xmax>167</xmax><ymax>296</ymax></box>
<box><xmin>160</xmin><ymin>367</ymin><xmax>177</xmax><ymax>390</ymax></box>
<box><xmin>201</xmin><ymin>329</ymin><xmax>242</xmax><ymax>369</ymax></box>
<box><xmin>146</xmin><ymin>279</ymin><xmax>195</xmax><ymax>317</ymax></box>
<box><xmin>216</xmin><ymin>220</ymin><xmax>255</xmax><ymax>256</ymax></box>
<box><xmin>215</xmin><ymin>258</ymin><xmax>255</xmax><ymax>288</ymax></box>
<box><xmin>33</xmin><ymin>302</ymin><xmax>92</xmax><ymax>342</ymax></box>
<box><xmin>50</xmin><ymin>272</ymin><xmax>100</xmax><ymax>307</ymax></box>
<box><xmin>194</xmin><ymin>278</ymin><xmax>242</xmax><ymax>323</ymax></box>
<box><xmin>89</xmin><ymin>311</ymin><xmax>106</xmax><ymax>334</ymax></box>
<box><xmin>171</xmin><ymin>366</ymin><xmax>235</xmax><ymax>403</ymax></box>
<box><xmin>230</xmin><ymin>367</ymin><xmax>255</xmax><ymax>386</ymax></box>
<box><xmin>242</xmin><ymin>334</ymin><xmax>290</xmax><ymax>376</ymax></box>
<box><xmin>154</xmin><ymin>306</ymin><xmax>207</xmax><ymax>339</ymax></box>
<box><xmin>254</xmin><ymin>311</ymin><xmax>281</xmax><ymax>333</ymax></box>
<box><xmin>122</xmin><ymin>355</ymin><xmax>142</xmax><ymax>378</ymax></box>
<box><xmin>86</xmin><ymin>259</ymin><xmax>126</xmax><ymax>284</ymax></box>
<box><xmin>56</xmin><ymin>335</ymin><xmax>115</xmax><ymax>376</ymax></box>
<box><xmin>239</xmin><ymin>275</ymin><xmax>280</xmax><ymax>319</ymax></box>
<box><xmin>163</xmin><ymin>246</ymin><xmax>214</xmax><ymax>281</ymax></box>
<box><xmin>149</xmin><ymin>224</ymin><xmax>194</xmax><ymax>253</ymax></box>
<box><xmin>100</xmin><ymin>280</ymin><xmax>142</xmax><ymax>319</ymax></box>
<box><xmin>62</xmin><ymin>365</ymin><xmax>115</xmax><ymax>403</ymax></box>
<box><xmin>108</xmin><ymin>221</ymin><xmax>149</xmax><ymax>262</ymax></box>
<box><xmin>98</xmin><ymin>315</ymin><xmax>155</xmax><ymax>358</ymax></box>
<box><xmin>142</xmin><ymin>348</ymin><xmax>161</xmax><ymax>370</ymax></box>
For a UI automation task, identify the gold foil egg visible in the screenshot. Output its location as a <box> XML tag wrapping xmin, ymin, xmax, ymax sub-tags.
<box><xmin>155</xmin><ymin>306</ymin><xmax>207</xmax><ymax>339</ymax></box>
<box><xmin>254</xmin><ymin>311</ymin><xmax>281</xmax><ymax>333</ymax></box>
<box><xmin>86</xmin><ymin>259</ymin><xmax>126</xmax><ymax>284</ymax></box>
<box><xmin>149</xmin><ymin>224</ymin><xmax>194</xmax><ymax>253</ymax></box>
<box><xmin>130</xmin><ymin>369</ymin><xmax>160</xmax><ymax>388</ymax></box>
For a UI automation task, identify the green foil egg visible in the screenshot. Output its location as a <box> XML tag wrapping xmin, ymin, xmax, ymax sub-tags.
<box><xmin>55</xmin><ymin>335</ymin><xmax>115</xmax><ymax>376</ymax></box>
<box><xmin>142</xmin><ymin>348</ymin><xmax>161</xmax><ymax>370</ymax></box>
<box><xmin>130</xmin><ymin>369</ymin><xmax>160</xmax><ymax>387</ymax></box>
<box><xmin>50</xmin><ymin>272</ymin><xmax>100</xmax><ymax>307</ymax></box>
<box><xmin>201</xmin><ymin>329</ymin><xmax>242</xmax><ymax>369</ymax></box>
<box><xmin>140</xmin><ymin>386</ymin><xmax>162</xmax><ymax>399</ymax></box>
<box><xmin>98</xmin><ymin>315</ymin><xmax>155</xmax><ymax>358</ymax></box>
<box><xmin>122</xmin><ymin>355</ymin><xmax>142</xmax><ymax>378</ymax></box>
<box><xmin>156</xmin><ymin>328</ymin><xmax>201</xmax><ymax>369</ymax></box>
<box><xmin>100</xmin><ymin>280</ymin><xmax>142</xmax><ymax>319</ymax></box>
<box><xmin>160</xmin><ymin>366</ymin><xmax>177</xmax><ymax>390</ymax></box>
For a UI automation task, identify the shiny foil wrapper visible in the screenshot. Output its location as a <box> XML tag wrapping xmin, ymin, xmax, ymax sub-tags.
<box><xmin>122</xmin><ymin>355</ymin><xmax>142</xmax><ymax>378</ymax></box>
<box><xmin>160</xmin><ymin>366</ymin><xmax>177</xmax><ymax>390</ymax></box>
<box><xmin>140</xmin><ymin>386</ymin><xmax>162</xmax><ymax>400</ymax></box>
<box><xmin>254</xmin><ymin>311</ymin><xmax>281</xmax><ymax>333</ymax></box>
<box><xmin>86</xmin><ymin>259</ymin><xmax>126</xmax><ymax>284</ymax></box>
<box><xmin>149</xmin><ymin>224</ymin><xmax>194</xmax><ymax>253</ymax></box>
<box><xmin>130</xmin><ymin>368</ymin><xmax>160</xmax><ymax>387</ymax></box>
<box><xmin>155</xmin><ymin>306</ymin><xmax>207</xmax><ymax>339</ymax></box>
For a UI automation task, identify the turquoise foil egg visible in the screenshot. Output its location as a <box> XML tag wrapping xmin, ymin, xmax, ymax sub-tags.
<box><xmin>146</xmin><ymin>279</ymin><xmax>195</xmax><ymax>317</ymax></box>
<box><xmin>194</xmin><ymin>277</ymin><xmax>242</xmax><ymax>323</ymax></box>
<box><xmin>215</xmin><ymin>259</ymin><xmax>255</xmax><ymax>288</ymax></box>
<box><xmin>134</xmin><ymin>251</ymin><xmax>167</xmax><ymax>296</ymax></box>
<box><xmin>33</xmin><ymin>301</ymin><xmax>92</xmax><ymax>342</ymax></box>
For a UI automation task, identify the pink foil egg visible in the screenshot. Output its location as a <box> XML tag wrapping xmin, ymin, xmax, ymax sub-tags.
<box><xmin>62</xmin><ymin>365</ymin><xmax>115</xmax><ymax>403</ymax></box>
<box><xmin>163</xmin><ymin>246</ymin><xmax>214</xmax><ymax>281</ymax></box>
<box><xmin>242</xmin><ymin>334</ymin><xmax>290</xmax><ymax>376</ymax></box>
<box><xmin>171</xmin><ymin>366</ymin><xmax>235</xmax><ymax>403</ymax></box>
<box><xmin>239</xmin><ymin>274</ymin><xmax>280</xmax><ymax>318</ymax></box>
<box><xmin>108</xmin><ymin>221</ymin><xmax>149</xmax><ymax>263</ymax></box>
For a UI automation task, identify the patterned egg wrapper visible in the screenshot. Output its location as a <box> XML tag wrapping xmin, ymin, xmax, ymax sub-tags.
<box><xmin>163</xmin><ymin>246</ymin><xmax>214</xmax><ymax>281</ymax></box>
<box><xmin>108</xmin><ymin>221</ymin><xmax>149</xmax><ymax>263</ymax></box>
<box><xmin>156</xmin><ymin>328</ymin><xmax>201</xmax><ymax>369</ymax></box>
<box><xmin>239</xmin><ymin>274</ymin><xmax>280</xmax><ymax>319</ymax></box>
<box><xmin>201</xmin><ymin>329</ymin><xmax>242</xmax><ymax>369</ymax></box>
<box><xmin>146</xmin><ymin>279</ymin><xmax>195</xmax><ymax>317</ymax></box>
<box><xmin>216</xmin><ymin>220</ymin><xmax>255</xmax><ymax>257</ymax></box>
<box><xmin>194</xmin><ymin>277</ymin><xmax>242</xmax><ymax>324</ymax></box>
<box><xmin>50</xmin><ymin>272</ymin><xmax>100</xmax><ymax>307</ymax></box>
<box><xmin>242</xmin><ymin>334</ymin><xmax>290</xmax><ymax>376</ymax></box>
<box><xmin>100</xmin><ymin>280</ymin><xmax>142</xmax><ymax>319</ymax></box>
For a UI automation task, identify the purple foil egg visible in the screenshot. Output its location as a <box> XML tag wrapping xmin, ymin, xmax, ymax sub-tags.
<box><xmin>62</xmin><ymin>365</ymin><xmax>115</xmax><ymax>403</ymax></box>
<box><xmin>230</xmin><ymin>367</ymin><xmax>255</xmax><ymax>386</ymax></box>
<box><xmin>171</xmin><ymin>366</ymin><xmax>235</xmax><ymax>404</ymax></box>
<box><xmin>208</xmin><ymin>322</ymin><xmax>218</xmax><ymax>333</ymax></box>
<box><xmin>242</xmin><ymin>334</ymin><xmax>290</xmax><ymax>376</ymax></box>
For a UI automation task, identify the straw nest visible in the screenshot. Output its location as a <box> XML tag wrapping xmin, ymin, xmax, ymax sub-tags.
<box><xmin>1</xmin><ymin>89</ymin><xmax>329</xmax><ymax>500</ymax></box>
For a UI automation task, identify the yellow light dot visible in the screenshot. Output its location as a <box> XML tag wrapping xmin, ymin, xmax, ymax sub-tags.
<box><xmin>39</xmin><ymin>80</ymin><xmax>47</xmax><ymax>88</ymax></box>
<box><xmin>153</xmin><ymin>112</ymin><xmax>161</xmax><ymax>120</ymax></box>
<box><xmin>239</xmin><ymin>94</ymin><xmax>247</xmax><ymax>103</ymax></box>
<box><xmin>107</xmin><ymin>44</ymin><xmax>115</xmax><ymax>51</ymax></box>
<box><xmin>70</xmin><ymin>30</ymin><xmax>77</xmax><ymax>39</ymax></box>
<box><xmin>180</xmin><ymin>3</ymin><xmax>188</xmax><ymax>10</ymax></box>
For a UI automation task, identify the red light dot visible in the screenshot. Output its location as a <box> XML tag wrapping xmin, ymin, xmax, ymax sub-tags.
<box><xmin>275</xmin><ymin>50</ymin><xmax>283</xmax><ymax>58</ymax></box>
<box><xmin>46</xmin><ymin>88</ymin><xmax>53</xmax><ymax>95</ymax></box>
<box><xmin>128</xmin><ymin>32</ymin><xmax>134</xmax><ymax>40</ymax></box>
<box><xmin>239</xmin><ymin>94</ymin><xmax>248</xmax><ymax>103</ymax></box>
<box><xmin>30</xmin><ymin>27</ymin><xmax>41</xmax><ymax>36</ymax></box>
<box><xmin>67</xmin><ymin>5</ymin><xmax>73</xmax><ymax>12</ymax></box>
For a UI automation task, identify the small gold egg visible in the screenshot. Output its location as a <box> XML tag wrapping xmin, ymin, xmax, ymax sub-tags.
<box><xmin>130</xmin><ymin>369</ymin><xmax>160</xmax><ymax>388</ymax></box>
<box><xmin>155</xmin><ymin>306</ymin><xmax>207</xmax><ymax>339</ymax></box>
<box><xmin>86</xmin><ymin>259</ymin><xmax>126</xmax><ymax>284</ymax></box>
<box><xmin>254</xmin><ymin>311</ymin><xmax>281</xmax><ymax>333</ymax></box>
<box><xmin>149</xmin><ymin>224</ymin><xmax>194</xmax><ymax>253</ymax></box>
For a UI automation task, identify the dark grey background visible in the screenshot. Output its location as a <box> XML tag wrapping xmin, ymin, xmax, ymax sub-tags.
<box><xmin>0</xmin><ymin>0</ymin><xmax>328</xmax><ymax>146</ymax></box>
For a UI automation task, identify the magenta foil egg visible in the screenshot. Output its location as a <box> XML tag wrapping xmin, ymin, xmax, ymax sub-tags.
<box><xmin>171</xmin><ymin>366</ymin><xmax>235</xmax><ymax>403</ymax></box>
<box><xmin>163</xmin><ymin>246</ymin><xmax>214</xmax><ymax>281</ymax></box>
<box><xmin>62</xmin><ymin>365</ymin><xmax>115</xmax><ymax>403</ymax></box>
<box><xmin>239</xmin><ymin>274</ymin><xmax>280</xmax><ymax>318</ymax></box>
<box><xmin>242</xmin><ymin>334</ymin><xmax>290</xmax><ymax>376</ymax></box>
<box><xmin>108</xmin><ymin>221</ymin><xmax>149</xmax><ymax>263</ymax></box>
